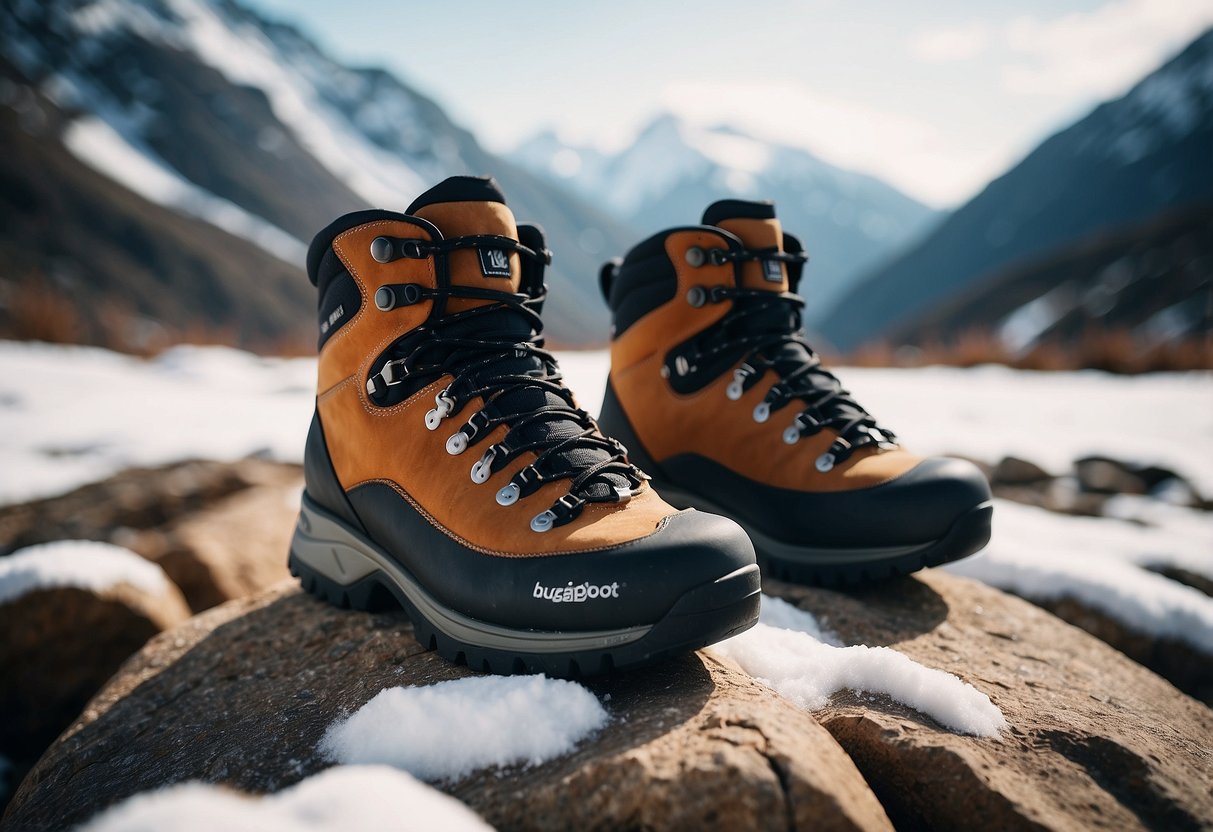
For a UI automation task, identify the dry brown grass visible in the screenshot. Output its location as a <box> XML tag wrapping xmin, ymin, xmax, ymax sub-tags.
<box><xmin>825</xmin><ymin>328</ymin><xmax>1213</xmax><ymax>373</ymax></box>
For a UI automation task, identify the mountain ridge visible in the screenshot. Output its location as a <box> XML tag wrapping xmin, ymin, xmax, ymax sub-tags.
<box><xmin>821</xmin><ymin>27</ymin><xmax>1213</xmax><ymax>351</ymax></box>
<box><xmin>511</xmin><ymin>113</ymin><xmax>940</xmax><ymax>320</ymax></box>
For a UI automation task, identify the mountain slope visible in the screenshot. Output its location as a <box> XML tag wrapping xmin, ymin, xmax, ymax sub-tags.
<box><xmin>823</xmin><ymin>28</ymin><xmax>1213</xmax><ymax>351</ymax></box>
<box><xmin>0</xmin><ymin>57</ymin><xmax>312</xmax><ymax>352</ymax></box>
<box><xmin>892</xmin><ymin>206</ymin><xmax>1213</xmax><ymax>357</ymax></box>
<box><xmin>511</xmin><ymin>115</ymin><xmax>939</xmax><ymax>320</ymax></box>
<box><xmin>0</xmin><ymin>0</ymin><xmax>633</xmax><ymax>348</ymax></box>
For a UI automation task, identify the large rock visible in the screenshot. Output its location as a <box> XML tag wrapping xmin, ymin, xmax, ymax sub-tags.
<box><xmin>0</xmin><ymin>576</ymin><xmax>190</xmax><ymax>774</ymax></box>
<box><xmin>765</xmin><ymin>571</ymin><xmax>1213</xmax><ymax>831</ymax></box>
<box><xmin>0</xmin><ymin>460</ymin><xmax>292</xmax><ymax>554</ymax></box>
<box><xmin>144</xmin><ymin>478</ymin><xmax>300</xmax><ymax>611</ymax></box>
<box><xmin>0</xmin><ymin>460</ymin><xmax>302</xmax><ymax>613</ymax></box>
<box><xmin>3</xmin><ymin>583</ymin><xmax>892</xmax><ymax>832</ymax></box>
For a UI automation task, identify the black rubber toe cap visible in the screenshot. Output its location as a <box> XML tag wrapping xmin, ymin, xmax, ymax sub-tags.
<box><xmin>345</xmin><ymin>481</ymin><xmax>755</xmax><ymax>631</ymax></box>
<box><xmin>661</xmin><ymin>453</ymin><xmax>992</xmax><ymax>548</ymax></box>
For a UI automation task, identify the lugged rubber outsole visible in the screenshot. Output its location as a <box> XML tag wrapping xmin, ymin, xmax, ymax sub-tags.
<box><xmin>650</xmin><ymin>479</ymin><xmax>994</xmax><ymax>587</ymax></box>
<box><xmin>288</xmin><ymin>496</ymin><xmax>761</xmax><ymax>678</ymax></box>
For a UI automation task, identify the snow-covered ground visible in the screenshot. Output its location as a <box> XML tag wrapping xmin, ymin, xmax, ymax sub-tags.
<box><xmin>1</xmin><ymin>340</ymin><xmax>1210</xmax><ymax>653</ymax></box>
<box><xmin>80</xmin><ymin>765</ymin><xmax>492</xmax><ymax>832</ymax></box>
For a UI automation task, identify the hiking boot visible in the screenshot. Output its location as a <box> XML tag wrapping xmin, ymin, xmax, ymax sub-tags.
<box><xmin>597</xmin><ymin>199</ymin><xmax>992</xmax><ymax>586</ymax></box>
<box><xmin>289</xmin><ymin>177</ymin><xmax>760</xmax><ymax>676</ymax></box>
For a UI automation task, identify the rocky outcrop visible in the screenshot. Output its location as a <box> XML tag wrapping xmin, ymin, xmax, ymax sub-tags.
<box><xmin>3</xmin><ymin>583</ymin><xmax>892</xmax><ymax>832</ymax></box>
<box><xmin>141</xmin><ymin>479</ymin><xmax>300</xmax><ymax>611</ymax></box>
<box><xmin>764</xmin><ymin>571</ymin><xmax>1213</xmax><ymax>831</ymax></box>
<box><xmin>0</xmin><ymin>578</ymin><xmax>189</xmax><ymax>774</ymax></box>
<box><xmin>0</xmin><ymin>460</ymin><xmax>302</xmax><ymax>612</ymax></box>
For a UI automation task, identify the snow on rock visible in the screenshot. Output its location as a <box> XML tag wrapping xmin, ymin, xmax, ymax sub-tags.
<box><xmin>947</xmin><ymin>498</ymin><xmax>1213</xmax><ymax>654</ymax></box>
<box><xmin>713</xmin><ymin>598</ymin><xmax>1007</xmax><ymax>737</ymax></box>
<box><xmin>79</xmin><ymin>765</ymin><xmax>492</xmax><ymax>832</ymax></box>
<box><xmin>758</xmin><ymin>594</ymin><xmax>841</xmax><ymax>645</ymax></box>
<box><xmin>0</xmin><ymin>540</ymin><xmax>169</xmax><ymax>605</ymax></box>
<box><xmin>320</xmin><ymin>675</ymin><xmax>608</xmax><ymax>781</ymax></box>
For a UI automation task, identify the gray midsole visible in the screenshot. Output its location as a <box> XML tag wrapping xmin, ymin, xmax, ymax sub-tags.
<box><xmin>652</xmin><ymin>483</ymin><xmax>936</xmax><ymax>564</ymax></box>
<box><xmin>290</xmin><ymin>501</ymin><xmax>652</xmax><ymax>654</ymax></box>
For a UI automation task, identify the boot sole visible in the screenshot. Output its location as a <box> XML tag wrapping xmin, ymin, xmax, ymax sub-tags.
<box><xmin>648</xmin><ymin>480</ymin><xmax>993</xmax><ymax>587</ymax></box>
<box><xmin>288</xmin><ymin>494</ymin><xmax>761</xmax><ymax>677</ymax></box>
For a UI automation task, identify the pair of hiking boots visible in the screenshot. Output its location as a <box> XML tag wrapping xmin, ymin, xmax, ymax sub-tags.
<box><xmin>289</xmin><ymin>176</ymin><xmax>993</xmax><ymax>677</ymax></box>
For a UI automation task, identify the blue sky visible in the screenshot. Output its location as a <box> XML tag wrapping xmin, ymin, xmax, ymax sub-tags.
<box><xmin>244</xmin><ymin>0</ymin><xmax>1212</xmax><ymax>207</ymax></box>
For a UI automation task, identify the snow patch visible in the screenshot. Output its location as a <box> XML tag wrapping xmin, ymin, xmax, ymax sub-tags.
<box><xmin>0</xmin><ymin>540</ymin><xmax>169</xmax><ymax>605</ymax></box>
<box><xmin>714</xmin><ymin>605</ymin><xmax>1007</xmax><ymax>737</ymax></box>
<box><xmin>62</xmin><ymin>116</ymin><xmax>305</xmax><ymax>264</ymax></box>
<box><xmin>79</xmin><ymin>765</ymin><xmax>491</xmax><ymax>832</ymax></box>
<box><xmin>946</xmin><ymin>498</ymin><xmax>1213</xmax><ymax>654</ymax></box>
<box><xmin>321</xmin><ymin>675</ymin><xmax>608</xmax><ymax>781</ymax></box>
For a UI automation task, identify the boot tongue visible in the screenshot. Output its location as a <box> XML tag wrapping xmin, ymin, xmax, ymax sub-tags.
<box><xmin>412</xmin><ymin>177</ymin><xmax>626</xmax><ymax>498</ymax></box>
<box><xmin>409</xmin><ymin>176</ymin><xmax>523</xmax><ymax>296</ymax></box>
<box><xmin>702</xmin><ymin>199</ymin><xmax>788</xmax><ymax>293</ymax></box>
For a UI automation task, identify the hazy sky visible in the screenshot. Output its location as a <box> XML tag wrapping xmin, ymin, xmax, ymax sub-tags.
<box><xmin>244</xmin><ymin>0</ymin><xmax>1213</xmax><ymax>208</ymax></box>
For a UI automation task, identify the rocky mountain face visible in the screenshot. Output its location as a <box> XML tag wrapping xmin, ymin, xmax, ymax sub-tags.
<box><xmin>891</xmin><ymin>205</ymin><xmax>1213</xmax><ymax>359</ymax></box>
<box><xmin>511</xmin><ymin>115</ymin><xmax>939</xmax><ymax>322</ymax></box>
<box><xmin>823</xmin><ymin>28</ymin><xmax>1213</xmax><ymax>351</ymax></box>
<box><xmin>0</xmin><ymin>0</ymin><xmax>635</xmax><ymax>349</ymax></box>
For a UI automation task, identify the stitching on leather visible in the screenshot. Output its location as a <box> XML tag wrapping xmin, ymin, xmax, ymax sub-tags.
<box><xmin>352</xmin><ymin>478</ymin><xmax>671</xmax><ymax>559</ymax></box>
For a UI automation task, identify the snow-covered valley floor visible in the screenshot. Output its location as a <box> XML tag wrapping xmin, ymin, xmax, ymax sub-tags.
<box><xmin>1</xmin><ymin>339</ymin><xmax>1210</xmax><ymax>655</ymax></box>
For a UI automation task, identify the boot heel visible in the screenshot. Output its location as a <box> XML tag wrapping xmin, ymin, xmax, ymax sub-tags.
<box><xmin>288</xmin><ymin>498</ymin><xmax>389</xmax><ymax>612</ymax></box>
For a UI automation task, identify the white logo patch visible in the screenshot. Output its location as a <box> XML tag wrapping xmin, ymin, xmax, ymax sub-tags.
<box><xmin>533</xmin><ymin>581</ymin><xmax>621</xmax><ymax>604</ymax></box>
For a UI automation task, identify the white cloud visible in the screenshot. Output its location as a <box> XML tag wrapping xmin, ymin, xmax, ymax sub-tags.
<box><xmin>660</xmin><ymin>80</ymin><xmax>1015</xmax><ymax>208</ymax></box>
<box><xmin>1001</xmin><ymin>0</ymin><xmax>1213</xmax><ymax>97</ymax></box>
<box><xmin>909</xmin><ymin>22</ymin><xmax>992</xmax><ymax>63</ymax></box>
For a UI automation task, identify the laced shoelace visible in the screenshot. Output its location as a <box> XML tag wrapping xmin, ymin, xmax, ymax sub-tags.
<box><xmin>366</xmin><ymin>233</ymin><xmax>646</xmax><ymax>532</ymax></box>
<box><xmin>685</xmin><ymin>246</ymin><xmax>898</xmax><ymax>473</ymax></box>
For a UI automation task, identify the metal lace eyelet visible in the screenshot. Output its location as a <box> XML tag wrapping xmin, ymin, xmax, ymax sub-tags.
<box><xmin>753</xmin><ymin>402</ymin><xmax>770</xmax><ymax>423</ymax></box>
<box><xmin>685</xmin><ymin>246</ymin><xmax>706</xmax><ymax>267</ymax></box>
<box><xmin>674</xmin><ymin>355</ymin><xmax>691</xmax><ymax>376</ymax></box>
<box><xmin>445</xmin><ymin>432</ymin><xmax>468</xmax><ymax>455</ymax></box>
<box><xmin>425</xmin><ymin>390</ymin><xmax>454</xmax><ymax>430</ymax></box>
<box><xmin>783</xmin><ymin>426</ymin><xmax>800</xmax><ymax>445</ymax></box>
<box><xmin>470</xmin><ymin>448</ymin><xmax>496</xmax><ymax>483</ymax></box>
<box><xmin>726</xmin><ymin>381</ymin><xmax>743</xmax><ymax>400</ymax></box>
<box><xmin>530</xmin><ymin>510</ymin><xmax>556</xmax><ymax>532</ymax></box>
<box><xmin>816</xmin><ymin>452</ymin><xmax>835</xmax><ymax>473</ymax></box>
<box><xmin>374</xmin><ymin>286</ymin><xmax>396</xmax><ymax>311</ymax></box>
<box><xmin>686</xmin><ymin>286</ymin><xmax>706</xmax><ymax>307</ymax></box>
<box><xmin>496</xmin><ymin>483</ymin><xmax>520</xmax><ymax>506</ymax></box>
<box><xmin>370</xmin><ymin>236</ymin><xmax>394</xmax><ymax>263</ymax></box>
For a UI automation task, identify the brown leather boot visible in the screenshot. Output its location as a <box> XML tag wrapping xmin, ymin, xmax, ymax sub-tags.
<box><xmin>597</xmin><ymin>199</ymin><xmax>992</xmax><ymax>586</ymax></box>
<box><xmin>289</xmin><ymin>177</ymin><xmax>759</xmax><ymax>676</ymax></box>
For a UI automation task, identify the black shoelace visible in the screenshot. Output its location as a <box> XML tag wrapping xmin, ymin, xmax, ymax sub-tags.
<box><xmin>686</xmin><ymin>247</ymin><xmax>897</xmax><ymax>472</ymax></box>
<box><xmin>365</xmin><ymin>234</ymin><xmax>645</xmax><ymax>532</ymax></box>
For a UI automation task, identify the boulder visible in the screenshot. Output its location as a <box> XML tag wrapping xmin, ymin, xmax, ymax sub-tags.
<box><xmin>765</xmin><ymin>570</ymin><xmax>1213</xmax><ymax>831</ymax></box>
<box><xmin>0</xmin><ymin>459</ymin><xmax>295</xmax><ymax>555</ymax></box>
<box><xmin>1073</xmin><ymin>455</ymin><xmax>1197</xmax><ymax>499</ymax></box>
<box><xmin>146</xmin><ymin>479</ymin><xmax>301</xmax><ymax>611</ymax></box>
<box><xmin>0</xmin><ymin>574</ymin><xmax>190</xmax><ymax>771</ymax></box>
<box><xmin>990</xmin><ymin>456</ymin><xmax>1053</xmax><ymax>486</ymax></box>
<box><xmin>4</xmin><ymin>583</ymin><xmax>892</xmax><ymax>832</ymax></box>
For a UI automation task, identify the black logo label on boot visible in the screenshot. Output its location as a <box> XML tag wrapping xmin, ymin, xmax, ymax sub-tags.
<box><xmin>478</xmin><ymin>248</ymin><xmax>512</xmax><ymax>278</ymax></box>
<box><xmin>763</xmin><ymin>258</ymin><xmax>783</xmax><ymax>283</ymax></box>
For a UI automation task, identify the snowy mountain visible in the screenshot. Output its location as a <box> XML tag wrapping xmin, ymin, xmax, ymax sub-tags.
<box><xmin>511</xmin><ymin>115</ymin><xmax>940</xmax><ymax>321</ymax></box>
<box><xmin>823</xmin><ymin>28</ymin><xmax>1213</xmax><ymax>351</ymax></box>
<box><xmin>0</xmin><ymin>0</ymin><xmax>636</xmax><ymax>349</ymax></box>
